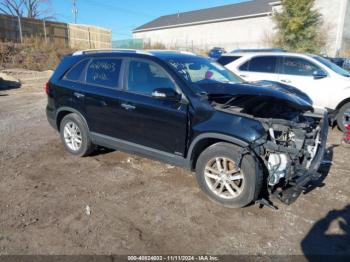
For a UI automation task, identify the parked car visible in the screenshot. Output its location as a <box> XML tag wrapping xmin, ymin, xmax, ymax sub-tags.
<box><xmin>46</xmin><ymin>49</ymin><xmax>328</xmax><ymax>208</ymax></box>
<box><xmin>217</xmin><ymin>52</ymin><xmax>350</xmax><ymax>131</ymax></box>
<box><xmin>343</xmin><ymin>58</ymin><xmax>350</xmax><ymax>71</ymax></box>
<box><xmin>327</xmin><ymin>57</ymin><xmax>346</xmax><ymax>68</ymax></box>
<box><xmin>327</xmin><ymin>57</ymin><xmax>350</xmax><ymax>71</ymax></box>
<box><xmin>208</xmin><ymin>47</ymin><xmax>226</xmax><ymax>60</ymax></box>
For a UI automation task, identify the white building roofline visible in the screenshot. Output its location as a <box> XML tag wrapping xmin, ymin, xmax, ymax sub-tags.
<box><xmin>133</xmin><ymin>12</ymin><xmax>272</xmax><ymax>33</ymax></box>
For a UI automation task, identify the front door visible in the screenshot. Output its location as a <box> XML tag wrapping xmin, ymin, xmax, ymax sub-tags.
<box><xmin>118</xmin><ymin>58</ymin><xmax>188</xmax><ymax>156</ymax></box>
<box><xmin>277</xmin><ymin>56</ymin><xmax>331</xmax><ymax>108</ymax></box>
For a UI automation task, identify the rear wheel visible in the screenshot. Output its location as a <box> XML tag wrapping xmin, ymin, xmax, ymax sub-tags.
<box><xmin>195</xmin><ymin>142</ymin><xmax>263</xmax><ymax>208</ymax></box>
<box><xmin>337</xmin><ymin>102</ymin><xmax>350</xmax><ymax>132</ymax></box>
<box><xmin>59</xmin><ymin>113</ymin><xmax>94</xmax><ymax>157</ymax></box>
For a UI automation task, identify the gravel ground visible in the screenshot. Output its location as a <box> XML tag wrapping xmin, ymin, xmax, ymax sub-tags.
<box><xmin>0</xmin><ymin>69</ymin><xmax>349</xmax><ymax>256</ymax></box>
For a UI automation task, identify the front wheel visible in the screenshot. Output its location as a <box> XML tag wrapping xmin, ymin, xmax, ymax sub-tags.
<box><xmin>336</xmin><ymin>102</ymin><xmax>350</xmax><ymax>132</ymax></box>
<box><xmin>195</xmin><ymin>142</ymin><xmax>263</xmax><ymax>208</ymax></box>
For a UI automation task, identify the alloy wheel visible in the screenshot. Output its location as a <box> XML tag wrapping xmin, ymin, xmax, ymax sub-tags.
<box><xmin>63</xmin><ymin>121</ymin><xmax>82</xmax><ymax>151</ymax></box>
<box><xmin>204</xmin><ymin>157</ymin><xmax>245</xmax><ymax>199</ymax></box>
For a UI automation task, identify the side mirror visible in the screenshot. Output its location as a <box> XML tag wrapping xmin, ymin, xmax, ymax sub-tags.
<box><xmin>313</xmin><ymin>69</ymin><xmax>327</xmax><ymax>79</ymax></box>
<box><xmin>152</xmin><ymin>88</ymin><xmax>182</xmax><ymax>102</ymax></box>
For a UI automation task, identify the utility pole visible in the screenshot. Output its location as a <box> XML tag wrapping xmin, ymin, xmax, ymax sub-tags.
<box><xmin>17</xmin><ymin>15</ymin><xmax>23</xmax><ymax>43</ymax></box>
<box><xmin>72</xmin><ymin>0</ymin><xmax>78</xmax><ymax>24</ymax></box>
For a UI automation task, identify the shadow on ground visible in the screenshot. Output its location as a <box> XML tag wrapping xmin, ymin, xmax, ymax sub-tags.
<box><xmin>301</xmin><ymin>145</ymin><xmax>350</xmax><ymax>260</ymax></box>
<box><xmin>303</xmin><ymin>145</ymin><xmax>337</xmax><ymax>195</ymax></box>
<box><xmin>301</xmin><ymin>205</ymin><xmax>350</xmax><ymax>259</ymax></box>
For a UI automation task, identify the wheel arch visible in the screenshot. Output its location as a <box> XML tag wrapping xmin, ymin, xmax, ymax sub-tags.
<box><xmin>187</xmin><ymin>133</ymin><xmax>250</xmax><ymax>171</ymax></box>
<box><xmin>336</xmin><ymin>97</ymin><xmax>350</xmax><ymax>111</ymax></box>
<box><xmin>56</xmin><ymin>107</ymin><xmax>89</xmax><ymax>131</ymax></box>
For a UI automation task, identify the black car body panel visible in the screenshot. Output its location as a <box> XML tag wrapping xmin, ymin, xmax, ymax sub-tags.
<box><xmin>46</xmin><ymin>50</ymin><xmax>328</xmax><ymax>206</ymax></box>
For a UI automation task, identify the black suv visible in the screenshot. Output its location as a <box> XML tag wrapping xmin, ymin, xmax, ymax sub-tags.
<box><xmin>46</xmin><ymin>49</ymin><xmax>328</xmax><ymax>208</ymax></box>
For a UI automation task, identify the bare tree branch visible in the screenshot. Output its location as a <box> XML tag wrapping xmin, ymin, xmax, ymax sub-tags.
<box><xmin>0</xmin><ymin>0</ymin><xmax>24</xmax><ymax>16</ymax></box>
<box><xmin>24</xmin><ymin>0</ymin><xmax>54</xmax><ymax>19</ymax></box>
<box><xmin>0</xmin><ymin>0</ymin><xmax>54</xmax><ymax>19</ymax></box>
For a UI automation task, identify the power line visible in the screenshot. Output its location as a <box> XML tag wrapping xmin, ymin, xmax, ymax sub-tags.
<box><xmin>83</xmin><ymin>0</ymin><xmax>153</xmax><ymax>18</ymax></box>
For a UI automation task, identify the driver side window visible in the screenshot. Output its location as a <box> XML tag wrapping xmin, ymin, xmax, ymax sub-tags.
<box><xmin>281</xmin><ymin>57</ymin><xmax>320</xmax><ymax>76</ymax></box>
<box><xmin>127</xmin><ymin>60</ymin><xmax>176</xmax><ymax>96</ymax></box>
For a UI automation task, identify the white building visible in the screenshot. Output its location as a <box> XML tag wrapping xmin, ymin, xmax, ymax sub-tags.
<box><xmin>133</xmin><ymin>0</ymin><xmax>350</xmax><ymax>56</ymax></box>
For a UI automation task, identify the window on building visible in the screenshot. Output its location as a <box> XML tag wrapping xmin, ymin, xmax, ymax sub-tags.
<box><xmin>64</xmin><ymin>59</ymin><xmax>89</xmax><ymax>82</ymax></box>
<box><xmin>281</xmin><ymin>57</ymin><xmax>320</xmax><ymax>76</ymax></box>
<box><xmin>86</xmin><ymin>58</ymin><xmax>122</xmax><ymax>88</ymax></box>
<box><xmin>127</xmin><ymin>60</ymin><xmax>176</xmax><ymax>96</ymax></box>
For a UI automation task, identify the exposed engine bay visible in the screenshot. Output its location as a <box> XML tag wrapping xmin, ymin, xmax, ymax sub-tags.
<box><xmin>211</xmin><ymin>94</ymin><xmax>328</xmax><ymax>205</ymax></box>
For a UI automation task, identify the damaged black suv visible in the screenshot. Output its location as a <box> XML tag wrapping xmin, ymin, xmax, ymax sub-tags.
<box><xmin>46</xmin><ymin>50</ymin><xmax>328</xmax><ymax>208</ymax></box>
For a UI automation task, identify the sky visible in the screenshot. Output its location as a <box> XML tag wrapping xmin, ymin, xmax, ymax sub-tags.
<box><xmin>50</xmin><ymin>0</ymin><xmax>247</xmax><ymax>40</ymax></box>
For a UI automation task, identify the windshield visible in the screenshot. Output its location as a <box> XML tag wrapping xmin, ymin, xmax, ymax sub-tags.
<box><xmin>165</xmin><ymin>56</ymin><xmax>243</xmax><ymax>87</ymax></box>
<box><xmin>313</xmin><ymin>56</ymin><xmax>350</xmax><ymax>77</ymax></box>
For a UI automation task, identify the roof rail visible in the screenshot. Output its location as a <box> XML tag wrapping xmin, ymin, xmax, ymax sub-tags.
<box><xmin>231</xmin><ymin>48</ymin><xmax>286</xmax><ymax>53</ymax></box>
<box><xmin>146</xmin><ymin>49</ymin><xmax>196</xmax><ymax>56</ymax></box>
<box><xmin>72</xmin><ymin>48</ymin><xmax>140</xmax><ymax>56</ymax></box>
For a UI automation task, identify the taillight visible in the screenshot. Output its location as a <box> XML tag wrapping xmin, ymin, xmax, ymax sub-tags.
<box><xmin>44</xmin><ymin>82</ymin><xmax>49</xmax><ymax>95</ymax></box>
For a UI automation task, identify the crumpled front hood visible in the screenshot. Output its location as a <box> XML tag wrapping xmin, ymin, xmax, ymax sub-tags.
<box><xmin>199</xmin><ymin>80</ymin><xmax>314</xmax><ymax>112</ymax></box>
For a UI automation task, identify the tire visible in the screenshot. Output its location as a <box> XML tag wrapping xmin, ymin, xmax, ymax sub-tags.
<box><xmin>195</xmin><ymin>142</ymin><xmax>263</xmax><ymax>208</ymax></box>
<box><xmin>336</xmin><ymin>102</ymin><xmax>350</xmax><ymax>132</ymax></box>
<box><xmin>59</xmin><ymin>113</ymin><xmax>94</xmax><ymax>157</ymax></box>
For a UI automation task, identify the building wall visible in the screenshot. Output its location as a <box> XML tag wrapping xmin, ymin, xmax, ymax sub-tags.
<box><xmin>342</xmin><ymin>0</ymin><xmax>350</xmax><ymax>52</ymax></box>
<box><xmin>134</xmin><ymin>15</ymin><xmax>274</xmax><ymax>51</ymax></box>
<box><xmin>68</xmin><ymin>24</ymin><xmax>112</xmax><ymax>49</ymax></box>
<box><xmin>314</xmin><ymin>0</ymin><xmax>345</xmax><ymax>55</ymax></box>
<box><xmin>133</xmin><ymin>0</ymin><xmax>349</xmax><ymax>56</ymax></box>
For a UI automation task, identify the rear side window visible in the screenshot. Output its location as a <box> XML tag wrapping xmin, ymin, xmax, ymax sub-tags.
<box><xmin>281</xmin><ymin>57</ymin><xmax>320</xmax><ymax>76</ymax></box>
<box><xmin>240</xmin><ymin>56</ymin><xmax>277</xmax><ymax>73</ymax></box>
<box><xmin>86</xmin><ymin>58</ymin><xmax>122</xmax><ymax>88</ymax></box>
<box><xmin>64</xmin><ymin>59</ymin><xmax>89</xmax><ymax>81</ymax></box>
<box><xmin>217</xmin><ymin>56</ymin><xmax>241</xmax><ymax>66</ymax></box>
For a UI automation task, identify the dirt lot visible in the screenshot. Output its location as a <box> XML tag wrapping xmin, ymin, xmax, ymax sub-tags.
<box><xmin>0</xmin><ymin>69</ymin><xmax>349</xmax><ymax>256</ymax></box>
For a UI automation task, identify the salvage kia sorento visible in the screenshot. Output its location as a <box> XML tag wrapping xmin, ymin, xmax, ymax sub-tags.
<box><xmin>46</xmin><ymin>49</ymin><xmax>328</xmax><ymax>208</ymax></box>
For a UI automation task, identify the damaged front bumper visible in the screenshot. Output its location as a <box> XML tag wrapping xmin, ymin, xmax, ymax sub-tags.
<box><xmin>273</xmin><ymin>111</ymin><xmax>329</xmax><ymax>205</ymax></box>
<box><xmin>253</xmin><ymin>111</ymin><xmax>329</xmax><ymax>205</ymax></box>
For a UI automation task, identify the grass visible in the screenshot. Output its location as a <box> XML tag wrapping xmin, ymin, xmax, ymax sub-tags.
<box><xmin>0</xmin><ymin>37</ymin><xmax>75</xmax><ymax>71</ymax></box>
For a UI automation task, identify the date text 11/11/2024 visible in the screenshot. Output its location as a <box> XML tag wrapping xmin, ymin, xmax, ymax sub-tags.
<box><xmin>127</xmin><ymin>255</ymin><xmax>220</xmax><ymax>261</ymax></box>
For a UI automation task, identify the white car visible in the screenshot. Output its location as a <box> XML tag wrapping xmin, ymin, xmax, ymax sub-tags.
<box><xmin>217</xmin><ymin>52</ymin><xmax>350</xmax><ymax>131</ymax></box>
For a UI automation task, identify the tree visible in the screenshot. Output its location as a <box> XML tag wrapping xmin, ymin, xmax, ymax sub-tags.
<box><xmin>0</xmin><ymin>0</ymin><xmax>53</xmax><ymax>19</ymax></box>
<box><xmin>24</xmin><ymin>0</ymin><xmax>52</xmax><ymax>19</ymax></box>
<box><xmin>272</xmin><ymin>0</ymin><xmax>326</xmax><ymax>53</ymax></box>
<box><xmin>0</xmin><ymin>0</ymin><xmax>23</xmax><ymax>16</ymax></box>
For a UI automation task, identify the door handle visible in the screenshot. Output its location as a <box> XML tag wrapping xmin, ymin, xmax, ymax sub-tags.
<box><xmin>121</xmin><ymin>103</ymin><xmax>136</xmax><ymax>111</ymax></box>
<box><xmin>74</xmin><ymin>92</ymin><xmax>85</xmax><ymax>99</ymax></box>
<box><xmin>240</xmin><ymin>74</ymin><xmax>248</xmax><ymax>78</ymax></box>
<box><xmin>281</xmin><ymin>79</ymin><xmax>291</xmax><ymax>84</ymax></box>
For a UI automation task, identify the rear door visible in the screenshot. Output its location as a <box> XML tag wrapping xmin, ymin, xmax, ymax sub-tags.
<box><xmin>118</xmin><ymin>58</ymin><xmax>188</xmax><ymax>155</ymax></box>
<box><xmin>82</xmin><ymin>57</ymin><xmax>128</xmax><ymax>139</ymax></box>
<box><xmin>236</xmin><ymin>55</ymin><xmax>279</xmax><ymax>82</ymax></box>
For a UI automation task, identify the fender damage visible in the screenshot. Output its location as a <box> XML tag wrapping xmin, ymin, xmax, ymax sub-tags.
<box><xmin>203</xmin><ymin>82</ymin><xmax>329</xmax><ymax>206</ymax></box>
